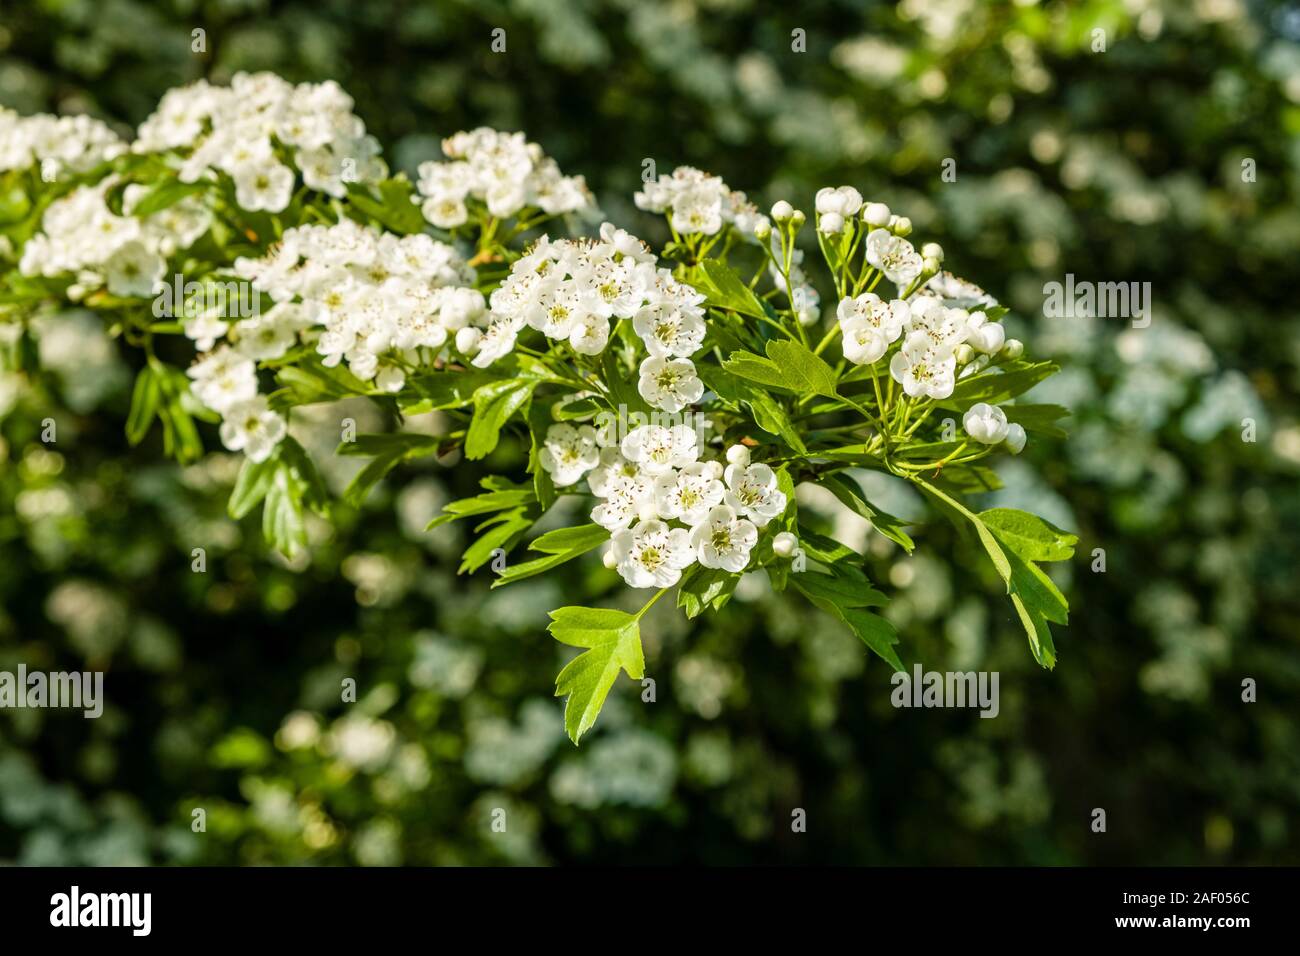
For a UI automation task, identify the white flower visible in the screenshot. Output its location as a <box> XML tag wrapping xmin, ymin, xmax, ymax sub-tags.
<box><xmin>816</xmin><ymin>185</ymin><xmax>863</xmax><ymax>218</ymax></box>
<box><xmin>690</xmin><ymin>505</ymin><xmax>758</xmax><ymax>573</ymax></box>
<box><xmin>723</xmin><ymin>462</ymin><xmax>787</xmax><ymax>528</ymax></box>
<box><xmin>632</xmin><ymin>307</ymin><xmax>705</xmax><ymax>358</ymax></box>
<box><xmin>591</xmin><ymin>472</ymin><xmax>655</xmax><ymax>531</ymax></box>
<box><xmin>621</xmin><ymin>424</ymin><xmax>697</xmax><ymax>476</ymax></box>
<box><xmin>218</xmin><ymin>396</ymin><xmax>287</xmax><ymax>462</ymax></box>
<box><xmin>568</xmin><ymin>312</ymin><xmax>610</xmax><ymax>355</ymax></box>
<box><xmin>104</xmin><ymin>240</ymin><xmax>165</xmax><ymax>298</ymax></box>
<box><xmin>1005</xmin><ymin>423</ymin><xmax>1027</xmax><ymax>454</ymax></box>
<box><xmin>235</xmin><ymin>312</ymin><xmax>296</xmax><ymax>360</ymax></box>
<box><xmin>539</xmin><ymin>424</ymin><xmax>600</xmax><ymax>487</ymax></box>
<box><xmin>653</xmin><ymin>463</ymin><xmax>725</xmax><ymax>525</ymax></box>
<box><xmin>234</xmin><ymin>163</ymin><xmax>295</xmax><ymax>213</ymax></box>
<box><xmin>587</xmin><ymin>448</ymin><xmax>640</xmax><ymax>497</ymax></box>
<box><xmin>865</xmin><ymin>228</ymin><xmax>923</xmax><ymax>288</ymax></box>
<box><xmin>471</xmin><ymin>314</ymin><xmax>522</xmax><ymax>368</ymax></box>
<box><xmin>889</xmin><ymin>334</ymin><xmax>957</xmax><ymax>400</ymax></box>
<box><xmin>837</xmin><ymin>292</ymin><xmax>908</xmax><ymax>365</ymax></box>
<box><xmin>905</xmin><ymin>296</ymin><xmax>970</xmax><ymax>353</ymax></box>
<box><xmin>610</xmin><ymin>519</ymin><xmax>695</xmax><ymax>588</ymax></box>
<box><xmin>638</xmin><ymin>356</ymin><xmax>704</xmax><ymax>413</ymax></box>
<box><xmin>963</xmin><ymin>403</ymin><xmax>1010</xmax><ymax>444</ymax></box>
<box><xmin>965</xmin><ymin>311</ymin><xmax>1006</xmax><ymax>354</ymax></box>
<box><xmin>188</xmin><ymin>345</ymin><xmax>258</xmax><ymax>413</ymax></box>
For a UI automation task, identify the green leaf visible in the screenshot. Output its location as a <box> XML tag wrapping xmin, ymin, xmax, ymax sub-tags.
<box><xmin>338</xmin><ymin>433</ymin><xmax>444</xmax><ymax>508</ymax></box>
<box><xmin>550</xmin><ymin>606</ymin><xmax>646</xmax><ymax>744</ymax></box>
<box><xmin>1003</xmin><ymin>403</ymin><xmax>1071</xmax><ymax>437</ymax></box>
<box><xmin>278</xmin><ymin>437</ymin><xmax>330</xmax><ymax>516</ymax></box>
<box><xmin>125</xmin><ymin>366</ymin><xmax>161</xmax><ymax>446</ymax></box>
<box><xmin>491</xmin><ymin>524</ymin><xmax>608</xmax><ymax>588</ymax></box>
<box><xmin>263</xmin><ymin>468</ymin><xmax>307</xmax><ymax>557</ymax></box>
<box><xmin>676</xmin><ymin>565</ymin><xmax>740</xmax><ymax>618</ymax></box>
<box><xmin>228</xmin><ymin>455</ymin><xmax>279</xmax><ymax>519</ymax></box>
<box><xmin>792</xmin><ymin>573</ymin><xmax>903</xmax><ymax>671</ymax></box>
<box><xmin>944</xmin><ymin>361</ymin><xmax>1059</xmax><ymax>407</ymax></box>
<box><xmin>426</xmin><ymin>484</ymin><xmax>535</xmax><ymax>530</ymax></box>
<box><xmin>459</xmin><ymin>507</ymin><xmax>535</xmax><ymax>573</ymax></box>
<box><xmin>465</xmin><ymin>378</ymin><xmax>537</xmax><ymax>460</ymax></box>
<box><xmin>526</xmin><ymin>399</ymin><xmax>558</xmax><ymax>512</ymax></box>
<box><xmin>913</xmin><ymin>477</ymin><xmax>1070</xmax><ymax>668</ymax></box>
<box><xmin>406</xmin><ymin>369</ymin><xmax>505</xmax><ymax>410</ymax></box>
<box><xmin>818</xmin><ymin>473</ymin><xmax>915</xmax><ymax>552</ymax></box>
<box><xmin>765</xmin><ymin>339</ymin><xmax>839</xmax><ymax>398</ymax></box>
<box><xmin>345</xmin><ymin>178</ymin><xmax>428</xmax><ymax>235</ymax></box>
<box><xmin>696</xmin><ymin>261</ymin><xmax>769</xmax><ymax>319</ymax></box>
<box><xmin>723</xmin><ymin>350</ymin><xmax>792</xmax><ymax>391</ymax></box>
<box><xmin>130</xmin><ymin>178</ymin><xmax>208</xmax><ymax>217</ymax></box>
<box><xmin>979</xmin><ymin>508</ymin><xmax>1077</xmax><ymax>562</ymax></box>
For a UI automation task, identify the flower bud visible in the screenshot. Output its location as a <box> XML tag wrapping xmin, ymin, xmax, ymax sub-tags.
<box><xmin>790</xmin><ymin>209</ymin><xmax>806</xmax><ymax>230</ymax></box>
<box><xmin>818</xmin><ymin>212</ymin><xmax>845</xmax><ymax>235</ymax></box>
<box><xmin>954</xmin><ymin>343</ymin><xmax>975</xmax><ymax>365</ymax></box>
<box><xmin>753</xmin><ymin>220</ymin><xmax>772</xmax><ymax>242</ymax></box>
<box><xmin>863</xmin><ymin>202</ymin><xmax>891</xmax><ymax>227</ymax></box>
<box><xmin>1005</xmin><ymin>423</ymin><xmax>1027</xmax><ymax>454</ymax></box>
<box><xmin>773</xmin><ymin>532</ymin><xmax>798</xmax><ymax>557</ymax></box>
<box><xmin>1001</xmin><ymin>338</ymin><xmax>1024</xmax><ymax>360</ymax></box>
<box><xmin>705</xmin><ymin>460</ymin><xmax>724</xmax><ymax>480</ymax></box>
<box><xmin>455</xmin><ymin>327</ymin><xmax>482</xmax><ymax>354</ymax></box>
<box><xmin>922</xmin><ymin>256</ymin><xmax>941</xmax><ymax>274</ymax></box>
<box><xmin>602</xmin><ymin>548</ymin><xmax>617</xmax><ymax>569</ymax></box>
<box><xmin>771</xmin><ymin>200</ymin><xmax>794</xmax><ymax>223</ymax></box>
<box><xmin>921</xmin><ymin>242</ymin><xmax>945</xmax><ymax>262</ymax></box>
<box><xmin>725</xmin><ymin>444</ymin><xmax>751</xmax><ymax>468</ymax></box>
<box><xmin>891</xmin><ymin>216</ymin><xmax>912</xmax><ymax>237</ymax></box>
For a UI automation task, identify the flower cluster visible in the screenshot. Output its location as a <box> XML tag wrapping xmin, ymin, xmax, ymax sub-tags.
<box><xmin>135</xmin><ymin>73</ymin><xmax>386</xmax><ymax>208</ymax></box>
<box><xmin>0</xmin><ymin>107</ymin><xmax>126</xmax><ymax>177</ymax></box>
<box><xmin>18</xmin><ymin>181</ymin><xmax>210</xmax><ymax>297</ymax></box>
<box><xmin>634</xmin><ymin>165</ymin><xmax>768</xmax><ymax>238</ymax></box>
<box><xmin>540</xmin><ymin>421</ymin><xmax>788</xmax><ymax>588</ymax></box>
<box><xmin>472</xmin><ymin>225</ymin><xmax>709</xmax><ymax>413</ymax></box>
<box><xmin>233</xmin><ymin>220</ymin><xmax>477</xmax><ymax>392</ymax></box>
<box><xmin>414</xmin><ymin>128</ymin><xmax>593</xmax><ymax>229</ymax></box>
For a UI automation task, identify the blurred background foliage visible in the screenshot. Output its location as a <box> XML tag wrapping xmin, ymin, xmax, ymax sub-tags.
<box><xmin>1</xmin><ymin>0</ymin><xmax>1299</xmax><ymax>864</ymax></box>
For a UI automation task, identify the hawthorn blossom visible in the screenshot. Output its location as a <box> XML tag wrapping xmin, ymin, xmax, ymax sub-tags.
<box><xmin>539</xmin><ymin>424</ymin><xmax>601</xmax><ymax>487</ymax></box>
<box><xmin>963</xmin><ymin>403</ymin><xmax>1010</xmax><ymax>444</ymax></box>
<box><xmin>889</xmin><ymin>334</ymin><xmax>957</xmax><ymax>400</ymax></box>
<box><xmin>723</xmin><ymin>462</ymin><xmax>787</xmax><ymax>527</ymax></box>
<box><xmin>837</xmin><ymin>293</ymin><xmax>908</xmax><ymax>365</ymax></box>
<box><xmin>621</xmin><ymin>424</ymin><xmax>697</xmax><ymax>476</ymax></box>
<box><xmin>865</xmin><ymin>228</ymin><xmax>923</xmax><ymax>288</ymax></box>
<box><xmin>218</xmin><ymin>396</ymin><xmax>287</xmax><ymax>463</ymax></box>
<box><xmin>653</xmin><ymin>463</ymin><xmax>725</xmax><ymax>525</ymax></box>
<box><xmin>610</xmin><ymin>519</ymin><xmax>695</xmax><ymax>588</ymax></box>
<box><xmin>638</xmin><ymin>356</ymin><xmax>704</xmax><ymax>413</ymax></box>
<box><xmin>690</xmin><ymin>505</ymin><xmax>759</xmax><ymax>572</ymax></box>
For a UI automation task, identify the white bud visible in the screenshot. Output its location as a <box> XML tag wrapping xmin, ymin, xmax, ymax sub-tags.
<box><xmin>773</xmin><ymin>532</ymin><xmax>798</xmax><ymax>557</ymax></box>
<box><xmin>725</xmin><ymin>444</ymin><xmax>751</xmax><ymax>468</ymax></box>
<box><xmin>602</xmin><ymin>548</ymin><xmax>617</xmax><ymax>569</ymax></box>
<box><xmin>863</xmin><ymin>202</ymin><xmax>891</xmax><ymax>227</ymax></box>
<box><xmin>922</xmin><ymin>256</ymin><xmax>941</xmax><ymax>274</ymax></box>
<box><xmin>818</xmin><ymin>212</ymin><xmax>845</xmax><ymax>235</ymax></box>
<box><xmin>921</xmin><ymin>242</ymin><xmax>944</xmax><ymax>261</ymax></box>
<box><xmin>1001</xmin><ymin>338</ymin><xmax>1024</xmax><ymax>360</ymax></box>
<box><xmin>954</xmin><ymin>343</ymin><xmax>975</xmax><ymax>365</ymax></box>
<box><xmin>455</xmin><ymin>327</ymin><xmax>482</xmax><ymax>354</ymax></box>
<box><xmin>1005</xmin><ymin>423</ymin><xmax>1027</xmax><ymax>454</ymax></box>
<box><xmin>754</xmin><ymin>220</ymin><xmax>772</xmax><ymax>241</ymax></box>
<box><xmin>892</xmin><ymin>216</ymin><xmax>912</xmax><ymax>237</ymax></box>
<box><xmin>771</xmin><ymin>200</ymin><xmax>794</xmax><ymax>223</ymax></box>
<box><xmin>704</xmin><ymin>460</ymin><xmax>724</xmax><ymax>480</ymax></box>
<box><xmin>790</xmin><ymin>209</ymin><xmax>806</xmax><ymax>229</ymax></box>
